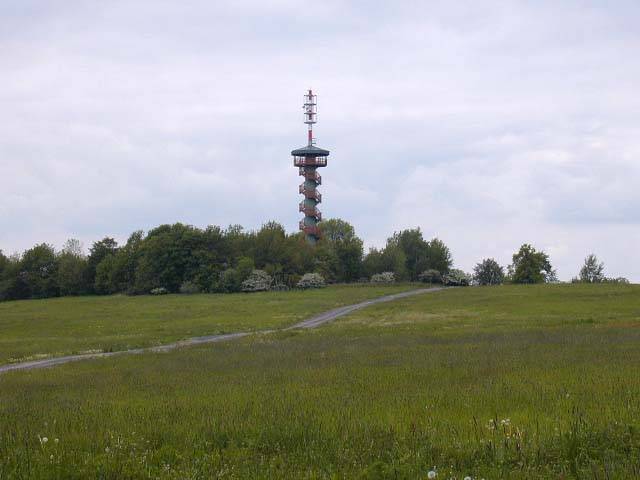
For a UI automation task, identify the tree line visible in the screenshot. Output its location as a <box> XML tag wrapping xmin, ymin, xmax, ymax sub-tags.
<box><xmin>0</xmin><ymin>220</ymin><xmax>628</xmax><ymax>302</ymax></box>
<box><xmin>0</xmin><ymin>219</ymin><xmax>454</xmax><ymax>301</ymax></box>
<box><xmin>472</xmin><ymin>247</ymin><xmax>628</xmax><ymax>286</ymax></box>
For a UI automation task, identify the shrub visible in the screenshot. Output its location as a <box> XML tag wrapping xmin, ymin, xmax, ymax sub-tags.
<box><xmin>603</xmin><ymin>277</ymin><xmax>630</xmax><ymax>284</ymax></box>
<box><xmin>179</xmin><ymin>281</ymin><xmax>201</xmax><ymax>294</ymax></box>
<box><xmin>241</xmin><ymin>270</ymin><xmax>272</xmax><ymax>292</ymax></box>
<box><xmin>443</xmin><ymin>269</ymin><xmax>471</xmax><ymax>286</ymax></box>
<box><xmin>418</xmin><ymin>269</ymin><xmax>442</xmax><ymax>284</ymax></box>
<box><xmin>371</xmin><ymin>272</ymin><xmax>395</xmax><ymax>283</ymax></box>
<box><xmin>236</xmin><ymin>256</ymin><xmax>255</xmax><ymax>279</ymax></box>
<box><xmin>297</xmin><ymin>273</ymin><xmax>326</xmax><ymax>289</ymax></box>
<box><xmin>150</xmin><ymin>287</ymin><xmax>168</xmax><ymax>295</ymax></box>
<box><xmin>216</xmin><ymin>268</ymin><xmax>242</xmax><ymax>293</ymax></box>
<box><xmin>288</xmin><ymin>274</ymin><xmax>301</xmax><ymax>288</ymax></box>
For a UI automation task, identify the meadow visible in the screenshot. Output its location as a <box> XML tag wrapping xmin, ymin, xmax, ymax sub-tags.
<box><xmin>0</xmin><ymin>284</ymin><xmax>416</xmax><ymax>365</ymax></box>
<box><xmin>1</xmin><ymin>283</ymin><xmax>639</xmax><ymax>479</ymax></box>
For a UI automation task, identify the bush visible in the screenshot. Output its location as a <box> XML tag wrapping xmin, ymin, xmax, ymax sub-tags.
<box><xmin>241</xmin><ymin>270</ymin><xmax>272</xmax><ymax>292</ymax></box>
<box><xmin>443</xmin><ymin>269</ymin><xmax>471</xmax><ymax>286</ymax></box>
<box><xmin>418</xmin><ymin>269</ymin><xmax>442</xmax><ymax>284</ymax></box>
<box><xmin>297</xmin><ymin>273</ymin><xmax>326</xmax><ymax>289</ymax></box>
<box><xmin>150</xmin><ymin>287</ymin><xmax>168</xmax><ymax>295</ymax></box>
<box><xmin>179</xmin><ymin>281</ymin><xmax>201</xmax><ymax>294</ymax></box>
<box><xmin>216</xmin><ymin>268</ymin><xmax>242</xmax><ymax>293</ymax></box>
<box><xmin>603</xmin><ymin>277</ymin><xmax>630</xmax><ymax>284</ymax></box>
<box><xmin>371</xmin><ymin>272</ymin><xmax>395</xmax><ymax>283</ymax></box>
<box><xmin>288</xmin><ymin>274</ymin><xmax>301</xmax><ymax>288</ymax></box>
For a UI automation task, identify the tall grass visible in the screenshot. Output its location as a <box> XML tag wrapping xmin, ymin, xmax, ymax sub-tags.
<box><xmin>0</xmin><ymin>284</ymin><xmax>417</xmax><ymax>364</ymax></box>
<box><xmin>1</xmin><ymin>284</ymin><xmax>639</xmax><ymax>478</ymax></box>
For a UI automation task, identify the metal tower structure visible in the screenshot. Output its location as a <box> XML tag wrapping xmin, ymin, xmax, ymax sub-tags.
<box><xmin>291</xmin><ymin>89</ymin><xmax>330</xmax><ymax>244</ymax></box>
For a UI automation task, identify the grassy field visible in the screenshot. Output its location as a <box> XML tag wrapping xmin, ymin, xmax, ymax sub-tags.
<box><xmin>0</xmin><ymin>284</ymin><xmax>417</xmax><ymax>365</ymax></box>
<box><xmin>1</xmin><ymin>284</ymin><xmax>640</xmax><ymax>478</ymax></box>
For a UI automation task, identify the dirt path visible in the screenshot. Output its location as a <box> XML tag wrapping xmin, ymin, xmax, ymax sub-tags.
<box><xmin>0</xmin><ymin>287</ymin><xmax>444</xmax><ymax>374</ymax></box>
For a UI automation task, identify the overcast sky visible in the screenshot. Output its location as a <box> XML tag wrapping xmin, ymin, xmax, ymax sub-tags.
<box><xmin>1</xmin><ymin>1</ymin><xmax>639</xmax><ymax>281</ymax></box>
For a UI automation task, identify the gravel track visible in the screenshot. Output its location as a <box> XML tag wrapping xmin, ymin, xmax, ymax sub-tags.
<box><xmin>0</xmin><ymin>287</ymin><xmax>444</xmax><ymax>374</ymax></box>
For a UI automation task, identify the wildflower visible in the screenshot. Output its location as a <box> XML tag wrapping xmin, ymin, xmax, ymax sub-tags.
<box><xmin>105</xmin><ymin>447</ymin><xmax>110</xmax><ymax>453</ymax></box>
<box><xmin>427</xmin><ymin>469</ymin><xmax>437</xmax><ymax>479</ymax></box>
<box><xmin>54</xmin><ymin>438</ymin><xmax>59</xmax><ymax>444</ymax></box>
<box><xmin>50</xmin><ymin>454</ymin><xmax>54</xmax><ymax>460</ymax></box>
<box><xmin>464</xmin><ymin>477</ymin><xmax>472</xmax><ymax>480</ymax></box>
<box><xmin>41</xmin><ymin>437</ymin><xmax>48</xmax><ymax>444</ymax></box>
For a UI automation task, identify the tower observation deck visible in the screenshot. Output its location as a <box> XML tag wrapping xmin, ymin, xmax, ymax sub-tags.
<box><xmin>292</xmin><ymin>89</ymin><xmax>330</xmax><ymax>244</ymax></box>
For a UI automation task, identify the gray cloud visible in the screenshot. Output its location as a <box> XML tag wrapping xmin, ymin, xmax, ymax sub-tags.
<box><xmin>1</xmin><ymin>0</ymin><xmax>639</xmax><ymax>281</ymax></box>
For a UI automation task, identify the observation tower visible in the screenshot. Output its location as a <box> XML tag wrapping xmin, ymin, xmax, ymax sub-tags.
<box><xmin>292</xmin><ymin>89</ymin><xmax>330</xmax><ymax>244</ymax></box>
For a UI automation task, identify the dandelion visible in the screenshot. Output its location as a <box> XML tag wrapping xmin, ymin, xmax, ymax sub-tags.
<box><xmin>105</xmin><ymin>447</ymin><xmax>110</xmax><ymax>453</ymax></box>
<box><xmin>464</xmin><ymin>477</ymin><xmax>472</xmax><ymax>480</ymax></box>
<box><xmin>50</xmin><ymin>454</ymin><xmax>54</xmax><ymax>460</ymax></box>
<box><xmin>54</xmin><ymin>438</ymin><xmax>59</xmax><ymax>444</ymax></box>
<box><xmin>41</xmin><ymin>437</ymin><xmax>48</xmax><ymax>444</ymax></box>
<box><xmin>427</xmin><ymin>469</ymin><xmax>437</xmax><ymax>479</ymax></box>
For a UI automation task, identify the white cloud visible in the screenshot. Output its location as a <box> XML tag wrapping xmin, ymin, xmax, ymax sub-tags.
<box><xmin>0</xmin><ymin>0</ymin><xmax>638</xmax><ymax>280</ymax></box>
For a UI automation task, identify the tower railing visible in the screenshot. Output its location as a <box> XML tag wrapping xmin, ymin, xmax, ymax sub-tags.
<box><xmin>299</xmin><ymin>221</ymin><xmax>321</xmax><ymax>237</ymax></box>
<box><xmin>293</xmin><ymin>156</ymin><xmax>327</xmax><ymax>167</ymax></box>
<box><xmin>298</xmin><ymin>168</ymin><xmax>322</xmax><ymax>184</ymax></box>
<box><xmin>298</xmin><ymin>184</ymin><xmax>322</xmax><ymax>202</ymax></box>
<box><xmin>299</xmin><ymin>202</ymin><xmax>322</xmax><ymax>220</ymax></box>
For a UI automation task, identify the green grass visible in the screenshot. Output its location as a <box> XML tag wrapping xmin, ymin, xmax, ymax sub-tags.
<box><xmin>0</xmin><ymin>284</ymin><xmax>418</xmax><ymax>364</ymax></box>
<box><xmin>1</xmin><ymin>284</ymin><xmax>640</xmax><ymax>478</ymax></box>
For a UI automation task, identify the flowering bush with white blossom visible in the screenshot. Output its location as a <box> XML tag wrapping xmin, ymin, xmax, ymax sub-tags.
<box><xmin>297</xmin><ymin>273</ymin><xmax>326</xmax><ymax>289</ymax></box>
<box><xmin>241</xmin><ymin>270</ymin><xmax>272</xmax><ymax>292</ymax></box>
<box><xmin>370</xmin><ymin>271</ymin><xmax>395</xmax><ymax>283</ymax></box>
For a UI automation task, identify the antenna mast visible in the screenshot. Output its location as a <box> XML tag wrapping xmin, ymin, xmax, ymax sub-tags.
<box><xmin>303</xmin><ymin>89</ymin><xmax>317</xmax><ymax>146</ymax></box>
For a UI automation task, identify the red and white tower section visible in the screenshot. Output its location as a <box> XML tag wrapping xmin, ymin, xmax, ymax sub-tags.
<box><xmin>291</xmin><ymin>89</ymin><xmax>330</xmax><ymax>244</ymax></box>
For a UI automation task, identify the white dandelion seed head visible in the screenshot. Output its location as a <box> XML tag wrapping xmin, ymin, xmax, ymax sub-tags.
<box><xmin>42</xmin><ymin>437</ymin><xmax>48</xmax><ymax>444</ymax></box>
<box><xmin>427</xmin><ymin>470</ymin><xmax>437</xmax><ymax>479</ymax></box>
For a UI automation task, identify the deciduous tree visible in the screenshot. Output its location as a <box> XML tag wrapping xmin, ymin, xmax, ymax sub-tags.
<box><xmin>57</xmin><ymin>239</ymin><xmax>88</xmax><ymax>295</ymax></box>
<box><xmin>473</xmin><ymin>258</ymin><xmax>504</xmax><ymax>285</ymax></box>
<box><xmin>510</xmin><ymin>244</ymin><xmax>554</xmax><ymax>284</ymax></box>
<box><xmin>86</xmin><ymin>237</ymin><xmax>119</xmax><ymax>292</ymax></box>
<box><xmin>579</xmin><ymin>254</ymin><xmax>605</xmax><ymax>283</ymax></box>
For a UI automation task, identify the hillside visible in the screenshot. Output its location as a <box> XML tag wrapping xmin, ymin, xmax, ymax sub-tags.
<box><xmin>1</xmin><ymin>284</ymin><xmax>639</xmax><ymax>478</ymax></box>
<box><xmin>0</xmin><ymin>284</ymin><xmax>417</xmax><ymax>365</ymax></box>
